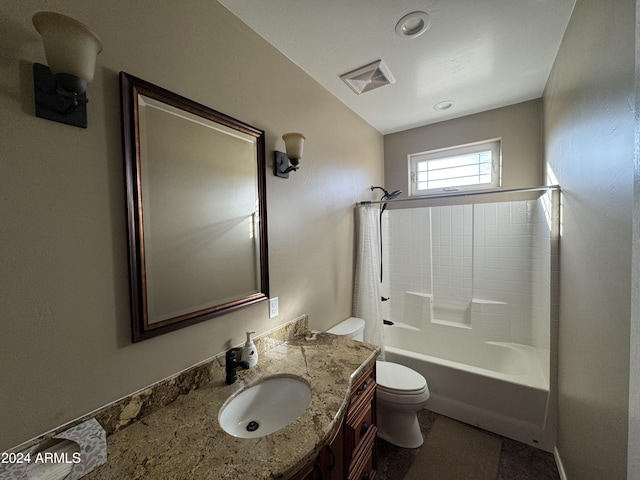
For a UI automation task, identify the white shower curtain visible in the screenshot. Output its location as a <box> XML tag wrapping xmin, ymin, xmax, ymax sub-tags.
<box><xmin>353</xmin><ymin>205</ymin><xmax>384</xmax><ymax>357</ymax></box>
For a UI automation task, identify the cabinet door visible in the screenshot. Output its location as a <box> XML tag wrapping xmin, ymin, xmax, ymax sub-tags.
<box><xmin>293</xmin><ymin>424</ymin><xmax>345</xmax><ymax>480</ymax></box>
<box><xmin>319</xmin><ymin>423</ymin><xmax>345</xmax><ymax>480</ymax></box>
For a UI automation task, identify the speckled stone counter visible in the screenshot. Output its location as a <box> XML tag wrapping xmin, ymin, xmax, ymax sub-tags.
<box><xmin>84</xmin><ymin>331</ymin><xmax>379</xmax><ymax>480</ymax></box>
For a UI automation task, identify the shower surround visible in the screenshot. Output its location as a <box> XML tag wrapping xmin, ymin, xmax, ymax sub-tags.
<box><xmin>380</xmin><ymin>190</ymin><xmax>560</xmax><ymax>450</ymax></box>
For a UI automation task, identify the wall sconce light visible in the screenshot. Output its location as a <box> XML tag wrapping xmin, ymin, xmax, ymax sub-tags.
<box><xmin>274</xmin><ymin>132</ymin><xmax>306</xmax><ymax>178</ymax></box>
<box><xmin>32</xmin><ymin>12</ymin><xmax>103</xmax><ymax>128</ymax></box>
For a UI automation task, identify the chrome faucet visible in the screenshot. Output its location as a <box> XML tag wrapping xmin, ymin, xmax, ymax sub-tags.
<box><xmin>225</xmin><ymin>347</ymin><xmax>249</xmax><ymax>385</ymax></box>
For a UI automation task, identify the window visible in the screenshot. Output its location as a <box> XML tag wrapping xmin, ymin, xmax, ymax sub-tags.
<box><xmin>409</xmin><ymin>139</ymin><xmax>501</xmax><ymax>196</ymax></box>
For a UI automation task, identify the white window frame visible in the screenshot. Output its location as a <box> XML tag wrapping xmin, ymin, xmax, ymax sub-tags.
<box><xmin>408</xmin><ymin>138</ymin><xmax>502</xmax><ymax>196</ymax></box>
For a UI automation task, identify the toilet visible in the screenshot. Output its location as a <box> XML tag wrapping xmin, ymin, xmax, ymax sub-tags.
<box><xmin>327</xmin><ymin>317</ymin><xmax>430</xmax><ymax>448</ymax></box>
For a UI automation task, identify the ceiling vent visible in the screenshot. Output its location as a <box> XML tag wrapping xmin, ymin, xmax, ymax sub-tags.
<box><xmin>340</xmin><ymin>59</ymin><xmax>395</xmax><ymax>95</ymax></box>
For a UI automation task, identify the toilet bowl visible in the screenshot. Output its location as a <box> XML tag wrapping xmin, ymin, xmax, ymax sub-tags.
<box><xmin>327</xmin><ymin>317</ymin><xmax>430</xmax><ymax>448</ymax></box>
<box><xmin>375</xmin><ymin>360</ymin><xmax>429</xmax><ymax>448</ymax></box>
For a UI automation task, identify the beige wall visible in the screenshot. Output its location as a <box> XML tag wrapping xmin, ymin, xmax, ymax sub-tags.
<box><xmin>383</xmin><ymin>99</ymin><xmax>544</xmax><ymax>204</ymax></box>
<box><xmin>630</xmin><ymin>0</ymin><xmax>640</xmax><ymax>474</ymax></box>
<box><xmin>543</xmin><ymin>0</ymin><xmax>635</xmax><ymax>478</ymax></box>
<box><xmin>0</xmin><ymin>1</ymin><xmax>383</xmax><ymax>450</ymax></box>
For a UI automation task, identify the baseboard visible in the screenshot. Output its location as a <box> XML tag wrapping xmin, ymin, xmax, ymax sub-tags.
<box><xmin>554</xmin><ymin>446</ymin><xmax>568</xmax><ymax>480</ymax></box>
<box><xmin>424</xmin><ymin>394</ymin><xmax>554</xmax><ymax>452</ymax></box>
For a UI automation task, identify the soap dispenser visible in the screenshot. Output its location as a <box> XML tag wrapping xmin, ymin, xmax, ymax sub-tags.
<box><xmin>241</xmin><ymin>331</ymin><xmax>258</xmax><ymax>368</ymax></box>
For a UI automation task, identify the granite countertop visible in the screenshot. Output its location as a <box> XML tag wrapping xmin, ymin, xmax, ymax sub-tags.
<box><xmin>84</xmin><ymin>332</ymin><xmax>379</xmax><ymax>480</ymax></box>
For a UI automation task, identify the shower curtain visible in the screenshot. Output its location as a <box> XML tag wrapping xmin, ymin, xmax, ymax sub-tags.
<box><xmin>353</xmin><ymin>204</ymin><xmax>384</xmax><ymax>357</ymax></box>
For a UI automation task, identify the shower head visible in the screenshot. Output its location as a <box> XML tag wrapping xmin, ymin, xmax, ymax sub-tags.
<box><xmin>385</xmin><ymin>189</ymin><xmax>402</xmax><ymax>200</ymax></box>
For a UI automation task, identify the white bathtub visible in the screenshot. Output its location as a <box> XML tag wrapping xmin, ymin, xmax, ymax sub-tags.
<box><xmin>383</xmin><ymin>322</ymin><xmax>553</xmax><ymax>451</ymax></box>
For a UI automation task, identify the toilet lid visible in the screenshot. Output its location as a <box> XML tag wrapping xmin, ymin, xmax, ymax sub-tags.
<box><xmin>376</xmin><ymin>361</ymin><xmax>427</xmax><ymax>393</ymax></box>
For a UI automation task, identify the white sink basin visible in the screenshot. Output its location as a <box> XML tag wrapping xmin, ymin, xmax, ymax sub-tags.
<box><xmin>218</xmin><ymin>376</ymin><xmax>312</xmax><ymax>438</ymax></box>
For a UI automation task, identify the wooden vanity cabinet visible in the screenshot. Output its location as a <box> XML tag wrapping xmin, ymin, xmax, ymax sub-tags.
<box><xmin>293</xmin><ymin>363</ymin><xmax>376</xmax><ymax>480</ymax></box>
<box><xmin>345</xmin><ymin>363</ymin><xmax>377</xmax><ymax>480</ymax></box>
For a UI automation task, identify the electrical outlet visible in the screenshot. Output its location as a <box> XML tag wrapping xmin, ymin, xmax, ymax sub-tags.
<box><xmin>269</xmin><ymin>297</ymin><xmax>279</xmax><ymax>318</ymax></box>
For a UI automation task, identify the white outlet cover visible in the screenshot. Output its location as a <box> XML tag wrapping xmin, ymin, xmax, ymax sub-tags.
<box><xmin>269</xmin><ymin>297</ymin><xmax>279</xmax><ymax>318</ymax></box>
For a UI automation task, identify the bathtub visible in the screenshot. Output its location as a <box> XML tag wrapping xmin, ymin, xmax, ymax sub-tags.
<box><xmin>383</xmin><ymin>322</ymin><xmax>553</xmax><ymax>451</ymax></box>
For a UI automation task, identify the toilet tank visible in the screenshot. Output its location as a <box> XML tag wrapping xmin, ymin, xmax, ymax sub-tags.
<box><xmin>327</xmin><ymin>317</ymin><xmax>365</xmax><ymax>341</ymax></box>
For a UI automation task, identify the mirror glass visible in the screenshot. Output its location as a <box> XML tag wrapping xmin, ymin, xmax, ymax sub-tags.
<box><xmin>120</xmin><ymin>72</ymin><xmax>269</xmax><ymax>342</ymax></box>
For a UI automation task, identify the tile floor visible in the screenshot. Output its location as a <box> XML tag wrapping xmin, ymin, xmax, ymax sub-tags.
<box><xmin>376</xmin><ymin>410</ymin><xmax>561</xmax><ymax>480</ymax></box>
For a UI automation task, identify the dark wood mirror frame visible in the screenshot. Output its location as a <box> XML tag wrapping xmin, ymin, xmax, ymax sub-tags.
<box><xmin>120</xmin><ymin>72</ymin><xmax>269</xmax><ymax>342</ymax></box>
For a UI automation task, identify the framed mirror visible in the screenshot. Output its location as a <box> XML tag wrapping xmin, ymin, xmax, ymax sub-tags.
<box><xmin>120</xmin><ymin>72</ymin><xmax>269</xmax><ymax>342</ymax></box>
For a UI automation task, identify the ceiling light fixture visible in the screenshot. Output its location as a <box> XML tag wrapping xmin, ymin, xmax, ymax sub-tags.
<box><xmin>395</xmin><ymin>11</ymin><xmax>431</xmax><ymax>39</ymax></box>
<box><xmin>434</xmin><ymin>101</ymin><xmax>455</xmax><ymax>111</ymax></box>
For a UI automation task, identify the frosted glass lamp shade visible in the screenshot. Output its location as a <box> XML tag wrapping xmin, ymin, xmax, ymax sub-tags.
<box><xmin>32</xmin><ymin>12</ymin><xmax>103</xmax><ymax>84</ymax></box>
<box><xmin>282</xmin><ymin>133</ymin><xmax>306</xmax><ymax>160</ymax></box>
<box><xmin>273</xmin><ymin>133</ymin><xmax>306</xmax><ymax>178</ymax></box>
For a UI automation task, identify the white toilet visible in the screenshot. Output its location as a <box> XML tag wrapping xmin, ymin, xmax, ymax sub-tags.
<box><xmin>327</xmin><ymin>317</ymin><xmax>430</xmax><ymax>448</ymax></box>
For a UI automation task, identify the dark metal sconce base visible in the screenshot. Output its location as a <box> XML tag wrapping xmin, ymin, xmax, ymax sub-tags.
<box><xmin>33</xmin><ymin>63</ymin><xmax>88</xmax><ymax>128</ymax></box>
<box><xmin>274</xmin><ymin>151</ymin><xmax>291</xmax><ymax>178</ymax></box>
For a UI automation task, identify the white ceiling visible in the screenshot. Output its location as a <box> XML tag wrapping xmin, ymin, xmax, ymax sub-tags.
<box><xmin>218</xmin><ymin>0</ymin><xmax>575</xmax><ymax>135</ymax></box>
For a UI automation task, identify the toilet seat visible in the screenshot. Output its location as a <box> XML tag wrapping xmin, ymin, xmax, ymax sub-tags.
<box><xmin>376</xmin><ymin>361</ymin><xmax>427</xmax><ymax>394</ymax></box>
<box><xmin>378</xmin><ymin>385</ymin><xmax>428</xmax><ymax>396</ymax></box>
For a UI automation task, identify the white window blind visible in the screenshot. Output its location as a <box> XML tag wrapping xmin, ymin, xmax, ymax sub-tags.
<box><xmin>409</xmin><ymin>139</ymin><xmax>501</xmax><ymax>196</ymax></box>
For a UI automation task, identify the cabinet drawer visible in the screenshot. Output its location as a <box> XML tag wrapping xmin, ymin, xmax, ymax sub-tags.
<box><xmin>349</xmin><ymin>366</ymin><xmax>375</xmax><ymax>412</ymax></box>
<box><xmin>345</xmin><ymin>391</ymin><xmax>375</xmax><ymax>456</ymax></box>
<box><xmin>347</xmin><ymin>427</ymin><xmax>376</xmax><ymax>480</ymax></box>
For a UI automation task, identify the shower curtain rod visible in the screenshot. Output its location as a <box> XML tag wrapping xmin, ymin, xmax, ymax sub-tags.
<box><xmin>357</xmin><ymin>185</ymin><xmax>560</xmax><ymax>206</ymax></box>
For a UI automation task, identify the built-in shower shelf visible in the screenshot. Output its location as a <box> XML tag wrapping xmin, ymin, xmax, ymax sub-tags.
<box><xmin>431</xmin><ymin>318</ymin><xmax>473</xmax><ymax>329</ymax></box>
